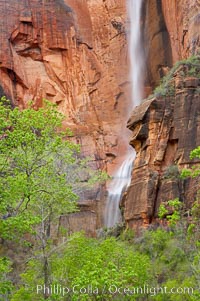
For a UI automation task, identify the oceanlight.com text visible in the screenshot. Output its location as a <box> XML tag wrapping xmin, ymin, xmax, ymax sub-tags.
<box><xmin>36</xmin><ymin>284</ymin><xmax>194</xmax><ymax>297</ymax></box>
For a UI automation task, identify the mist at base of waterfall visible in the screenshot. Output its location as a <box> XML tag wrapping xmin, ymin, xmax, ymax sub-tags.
<box><xmin>104</xmin><ymin>150</ymin><xmax>135</xmax><ymax>228</ymax></box>
<box><xmin>104</xmin><ymin>0</ymin><xmax>143</xmax><ymax>228</ymax></box>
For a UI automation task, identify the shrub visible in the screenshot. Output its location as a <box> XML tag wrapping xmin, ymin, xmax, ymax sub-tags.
<box><xmin>153</xmin><ymin>55</ymin><xmax>200</xmax><ymax>98</ymax></box>
<box><xmin>163</xmin><ymin>165</ymin><xmax>180</xmax><ymax>179</ymax></box>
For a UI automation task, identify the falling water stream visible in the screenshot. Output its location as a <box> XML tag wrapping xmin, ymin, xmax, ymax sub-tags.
<box><xmin>104</xmin><ymin>0</ymin><xmax>144</xmax><ymax>228</ymax></box>
<box><xmin>128</xmin><ymin>0</ymin><xmax>144</xmax><ymax>108</ymax></box>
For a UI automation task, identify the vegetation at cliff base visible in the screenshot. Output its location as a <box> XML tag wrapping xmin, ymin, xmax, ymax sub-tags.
<box><xmin>0</xmin><ymin>97</ymin><xmax>107</xmax><ymax>300</ymax></box>
<box><xmin>0</xmin><ymin>96</ymin><xmax>200</xmax><ymax>301</ymax></box>
<box><xmin>12</xmin><ymin>234</ymin><xmax>150</xmax><ymax>301</ymax></box>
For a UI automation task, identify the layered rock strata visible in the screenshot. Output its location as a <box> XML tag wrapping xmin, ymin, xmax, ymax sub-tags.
<box><xmin>0</xmin><ymin>0</ymin><xmax>129</xmax><ymax>172</ymax></box>
<box><xmin>0</xmin><ymin>0</ymin><xmax>129</xmax><ymax>235</ymax></box>
<box><xmin>162</xmin><ymin>0</ymin><xmax>200</xmax><ymax>61</ymax></box>
<box><xmin>124</xmin><ymin>62</ymin><xmax>200</xmax><ymax>229</ymax></box>
<box><xmin>143</xmin><ymin>0</ymin><xmax>200</xmax><ymax>89</ymax></box>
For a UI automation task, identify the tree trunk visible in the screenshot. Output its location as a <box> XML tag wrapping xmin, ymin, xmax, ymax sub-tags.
<box><xmin>44</xmin><ymin>256</ymin><xmax>49</xmax><ymax>299</ymax></box>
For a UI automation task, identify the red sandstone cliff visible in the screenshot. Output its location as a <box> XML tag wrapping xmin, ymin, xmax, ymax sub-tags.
<box><xmin>143</xmin><ymin>0</ymin><xmax>200</xmax><ymax>88</ymax></box>
<box><xmin>162</xmin><ymin>0</ymin><xmax>200</xmax><ymax>61</ymax></box>
<box><xmin>0</xmin><ymin>0</ymin><xmax>130</xmax><ymax>235</ymax></box>
<box><xmin>124</xmin><ymin>0</ymin><xmax>200</xmax><ymax>229</ymax></box>
<box><xmin>0</xmin><ymin>0</ymin><xmax>199</xmax><ymax>234</ymax></box>
<box><xmin>0</xmin><ymin>0</ymin><xmax>129</xmax><ymax>171</ymax></box>
<box><xmin>125</xmin><ymin>65</ymin><xmax>200</xmax><ymax>229</ymax></box>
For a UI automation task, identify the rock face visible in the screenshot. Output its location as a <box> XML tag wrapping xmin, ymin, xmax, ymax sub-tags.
<box><xmin>0</xmin><ymin>0</ymin><xmax>129</xmax><ymax>165</ymax></box>
<box><xmin>124</xmin><ymin>62</ymin><xmax>200</xmax><ymax>229</ymax></box>
<box><xmin>123</xmin><ymin>0</ymin><xmax>200</xmax><ymax>230</ymax></box>
<box><xmin>0</xmin><ymin>0</ymin><xmax>199</xmax><ymax>234</ymax></box>
<box><xmin>0</xmin><ymin>0</ymin><xmax>130</xmax><ymax>235</ymax></box>
<box><xmin>142</xmin><ymin>0</ymin><xmax>173</xmax><ymax>89</ymax></box>
<box><xmin>143</xmin><ymin>0</ymin><xmax>200</xmax><ymax>89</ymax></box>
<box><xmin>162</xmin><ymin>0</ymin><xmax>200</xmax><ymax>61</ymax></box>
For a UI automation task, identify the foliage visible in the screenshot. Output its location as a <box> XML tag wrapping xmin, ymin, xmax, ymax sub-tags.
<box><xmin>147</xmin><ymin>55</ymin><xmax>200</xmax><ymax>99</ymax></box>
<box><xmin>12</xmin><ymin>233</ymin><xmax>150</xmax><ymax>301</ymax></box>
<box><xmin>154</xmin><ymin>82</ymin><xmax>175</xmax><ymax>98</ymax></box>
<box><xmin>119</xmin><ymin>228</ymin><xmax>135</xmax><ymax>242</ymax></box>
<box><xmin>100</xmin><ymin>223</ymin><xmax>125</xmax><ymax>239</ymax></box>
<box><xmin>159</xmin><ymin>146</ymin><xmax>200</xmax><ymax>228</ymax></box>
<box><xmin>0</xmin><ymin>97</ymin><xmax>107</xmax><ymax>239</ymax></box>
<box><xmin>162</xmin><ymin>165</ymin><xmax>180</xmax><ymax>179</ymax></box>
<box><xmin>0</xmin><ymin>97</ymin><xmax>80</xmax><ymax>241</ymax></box>
<box><xmin>0</xmin><ymin>257</ymin><xmax>13</xmax><ymax>299</ymax></box>
<box><xmin>179</xmin><ymin>147</ymin><xmax>200</xmax><ymax>241</ymax></box>
<box><xmin>0</xmin><ymin>97</ymin><xmax>108</xmax><ymax>300</ymax></box>
<box><xmin>1</xmin><ymin>98</ymin><xmax>200</xmax><ymax>301</ymax></box>
<box><xmin>181</xmin><ymin>146</ymin><xmax>200</xmax><ymax>179</ymax></box>
<box><xmin>158</xmin><ymin>198</ymin><xmax>182</xmax><ymax>226</ymax></box>
<box><xmin>152</xmin><ymin>146</ymin><xmax>200</xmax><ymax>299</ymax></box>
<box><xmin>158</xmin><ymin>204</ymin><xmax>168</xmax><ymax>218</ymax></box>
<box><xmin>134</xmin><ymin>227</ymin><xmax>199</xmax><ymax>300</ymax></box>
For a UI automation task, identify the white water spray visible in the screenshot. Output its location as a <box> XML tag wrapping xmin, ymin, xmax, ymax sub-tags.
<box><xmin>104</xmin><ymin>0</ymin><xmax>143</xmax><ymax>228</ymax></box>
<box><xmin>104</xmin><ymin>152</ymin><xmax>133</xmax><ymax>228</ymax></box>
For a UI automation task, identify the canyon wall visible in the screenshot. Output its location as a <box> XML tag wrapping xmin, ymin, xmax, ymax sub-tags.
<box><xmin>0</xmin><ymin>0</ymin><xmax>129</xmax><ymax>171</ymax></box>
<box><xmin>124</xmin><ymin>65</ymin><xmax>200</xmax><ymax>229</ymax></box>
<box><xmin>0</xmin><ymin>0</ymin><xmax>130</xmax><ymax>235</ymax></box>
<box><xmin>124</xmin><ymin>0</ymin><xmax>200</xmax><ymax>230</ymax></box>
<box><xmin>162</xmin><ymin>0</ymin><xmax>200</xmax><ymax>61</ymax></box>
<box><xmin>0</xmin><ymin>0</ymin><xmax>199</xmax><ymax>233</ymax></box>
<box><xmin>143</xmin><ymin>0</ymin><xmax>200</xmax><ymax>88</ymax></box>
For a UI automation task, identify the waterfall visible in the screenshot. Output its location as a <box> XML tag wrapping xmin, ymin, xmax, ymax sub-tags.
<box><xmin>128</xmin><ymin>0</ymin><xmax>144</xmax><ymax>107</ymax></box>
<box><xmin>104</xmin><ymin>0</ymin><xmax>143</xmax><ymax>228</ymax></box>
<box><xmin>104</xmin><ymin>151</ymin><xmax>133</xmax><ymax>228</ymax></box>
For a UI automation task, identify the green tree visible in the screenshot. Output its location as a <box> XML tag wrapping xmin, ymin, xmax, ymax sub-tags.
<box><xmin>0</xmin><ymin>97</ymin><xmax>107</xmax><ymax>299</ymax></box>
<box><xmin>0</xmin><ymin>257</ymin><xmax>13</xmax><ymax>300</ymax></box>
<box><xmin>0</xmin><ymin>98</ymin><xmax>79</xmax><ymax>239</ymax></box>
<box><xmin>181</xmin><ymin>146</ymin><xmax>200</xmax><ymax>179</ymax></box>
<box><xmin>12</xmin><ymin>233</ymin><xmax>150</xmax><ymax>301</ymax></box>
<box><xmin>158</xmin><ymin>198</ymin><xmax>183</xmax><ymax>226</ymax></box>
